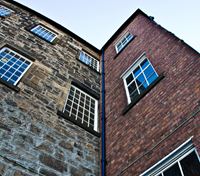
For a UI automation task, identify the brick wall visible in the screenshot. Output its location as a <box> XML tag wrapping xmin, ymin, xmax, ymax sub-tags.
<box><xmin>0</xmin><ymin>1</ymin><xmax>100</xmax><ymax>175</ymax></box>
<box><xmin>104</xmin><ymin>13</ymin><xmax>200</xmax><ymax>175</ymax></box>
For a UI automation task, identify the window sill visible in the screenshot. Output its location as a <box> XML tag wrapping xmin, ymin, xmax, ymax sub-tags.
<box><xmin>57</xmin><ymin>110</ymin><xmax>100</xmax><ymax>137</ymax></box>
<box><xmin>122</xmin><ymin>73</ymin><xmax>165</xmax><ymax>115</ymax></box>
<box><xmin>114</xmin><ymin>36</ymin><xmax>136</xmax><ymax>59</ymax></box>
<box><xmin>0</xmin><ymin>79</ymin><xmax>20</xmax><ymax>92</ymax></box>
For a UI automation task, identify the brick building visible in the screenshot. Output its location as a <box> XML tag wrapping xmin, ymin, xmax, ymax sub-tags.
<box><xmin>0</xmin><ymin>0</ymin><xmax>200</xmax><ymax>176</ymax></box>
<box><xmin>102</xmin><ymin>9</ymin><xmax>200</xmax><ymax>176</ymax></box>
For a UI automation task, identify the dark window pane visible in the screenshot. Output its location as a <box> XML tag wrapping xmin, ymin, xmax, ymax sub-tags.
<box><xmin>138</xmin><ymin>81</ymin><xmax>148</xmax><ymax>93</ymax></box>
<box><xmin>141</xmin><ymin>59</ymin><xmax>149</xmax><ymax>69</ymax></box>
<box><xmin>128</xmin><ymin>82</ymin><xmax>137</xmax><ymax>95</ymax></box>
<box><xmin>126</xmin><ymin>74</ymin><xmax>133</xmax><ymax>84</ymax></box>
<box><xmin>10</xmin><ymin>75</ymin><xmax>18</xmax><ymax>81</ymax></box>
<box><xmin>135</xmin><ymin>74</ymin><xmax>146</xmax><ymax>87</ymax></box>
<box><xmin>181</xmin><ymin>151</ymin><xmax>200</xmax><ymax>176</ymax></box>
<box><xmin>5</xmin><ymin>71</ymin><xmax>12</xmax><ymax>78</ymax></box>
<box><xmin>163</xmin><ymin>163</ymin><xmax>182</xmax><ymax>176</ymax></box>
<box><xmin>130</xmin><ymin>89</ymin><xmax>139</xmax><ymax>101</ymax></box>
<box><xmin>133</xmin><ymin>67</ymin><xmax>141</xmax><ymax>77</ymax></box>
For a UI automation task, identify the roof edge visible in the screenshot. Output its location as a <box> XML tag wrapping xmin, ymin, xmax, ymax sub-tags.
<box><xmin>101</xmin><ymin>9</ymin><xmax>150</xmax><ymax>50</ymax></box>
<box><xmin>8</xmin><ymin>0</ymin><xmax>101</xmax><ymax>54</ymax></box>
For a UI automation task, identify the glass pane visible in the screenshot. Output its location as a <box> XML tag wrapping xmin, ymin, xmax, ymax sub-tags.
<box><xmin>180</xmin><ymin>151</ymin><xmax>200</xmax><ymax>176</ymax></box>
<box><xmin>141</xmin><ymin>59</ymin><xmax>150</xmax><ymax>69</ymax></box>
<box><xmin>163</xmin><ymin>163</ymin><xmax>182</xmax><ymax>176</ymax></box>
<box><xmin>135</xmin><ymin>74</ymin><xmax>146</xmax><ymax>87</ymax></box>
<box><xmin>138</xmin><ymin>80</ymin><xmax>148</xmax><ymax>93</ymax></box>
<box><xmin>130</xmin><ymin>89</ymin><xmax>139</xmax><ymax>101</ymax></box>
<box><xmin>148</xmin><ymin>72</ymin><xmax>158</xmax><ymax>85</ymax></box>
<box><xmin>144</xmin><ymin>65</ymin><xmax>154</xmax><ymax>78</ymax></box>
<box><xmin>133</xmin><ymin>67</ymin><xmax>141</xmax><ymax>77</ymax></box>
<box><xmin>128</xmin><ymin>82</ymin><xmax>137</xmax><ymax>95</ymax></box>
<box><xmin>126</xmin><ymin>74</ymin><xmax>133</xmax><ymax>84</ymax></box>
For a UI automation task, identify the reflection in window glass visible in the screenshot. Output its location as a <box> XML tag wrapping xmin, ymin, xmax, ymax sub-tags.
<box><xmin>0</xmin><ymin>47</ymin><xmax>32</xmax><ymax>85</ymax></box>
<box><xmin>124</xmin><ymin>58</ymin><xmax>158</xmax><ymax>103</ymax></box>
<box><xmin>31</xmin><ymin>25</ymin><xmax>57</xmax><ymax>42</ymax></box>
<box><xmin>64</xmin><ymin>85</ymin><xmax>98</xmax><ymax>131</ymax></box>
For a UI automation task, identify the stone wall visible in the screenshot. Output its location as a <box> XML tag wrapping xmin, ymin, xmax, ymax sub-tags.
<box><xmin>0</xmin><ymin>1</ymin><xmax>100</xmax><ymax>175</ymax></box>
<box><xmin>103</xmin><ymin>12</ymin><xmax>200</xmax><ymax>175</ymax></box>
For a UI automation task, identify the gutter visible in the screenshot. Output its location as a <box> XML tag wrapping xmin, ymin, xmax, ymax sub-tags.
<box><xmin>101</xmin><ymin>49</ymin><xmax>106</xmax><ymax>176</ymax></box>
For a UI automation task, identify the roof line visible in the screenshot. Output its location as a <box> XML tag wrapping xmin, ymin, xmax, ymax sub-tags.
<box><xmin>8</xmin><ymin>0</ymin><xmax>101</xmax><ymax>53</ymax></box>
<box><xmin>101</xmin><ymin>9</ymin><xmax>150</xmax><ymax>50</ymax></box>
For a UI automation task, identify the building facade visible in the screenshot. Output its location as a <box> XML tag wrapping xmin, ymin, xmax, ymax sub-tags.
<box><xmin>103</xmin><ymin>9</ymin><xmax>200</xmax><ymax>176</ymax></box>
<box><xmin>0</xmin><ymin>1</ymin><xmax>200</xmax><ymax>176</ymax></box>
<box><xmin>0</xmin><ymin>0</ymin><xmax>101</xmax><ymax>175</ymax></box>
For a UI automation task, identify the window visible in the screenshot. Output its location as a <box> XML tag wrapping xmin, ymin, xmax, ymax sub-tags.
<box><xmin>30</xmin><ymin>25</ymin><xmax>57</xmax><ymax>42</ymax></box>
<box><xmin>140</xmin><ymin>138</ymin><xmax>200</xmax><ymax>176</ymax></box>
<box><xmin>79</xmin><ymin>51</ymin><xmax>99</xmax><ymax>72</ymax></box>
<box><xmin>115</xmin><ymin>32</ymin><xmax>134</xmax><ymax>53</ymax></box>
<box><xmin>0</xmin><ymin>5</ymin><xmax>13</xmax><ymax>17</ymax></box>
<box><xmin>0</xmin><ymin>47</ymin><xmax>32</xmax><ymax>85</ymax></box>
<box><xmin>64</xmin><ymin>85</ymin><xmax>98</xmax><ymax>131</ymax></box>
<box><xmin>122</xmin><ymin>54</ymin><xmax>158</xmax><ymax>104</ymax></box>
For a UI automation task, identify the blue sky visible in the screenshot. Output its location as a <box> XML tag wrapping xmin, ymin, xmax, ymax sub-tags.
<box><xmin>15</xmin><ymin>0</ymin><xmax>200</xmax><ymax>52</ymax></box>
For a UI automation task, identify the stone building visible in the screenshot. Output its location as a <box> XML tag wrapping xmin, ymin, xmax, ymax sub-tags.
<box><xmin>0</xmin><ymin>0</ymin><xmax>101</xmax><ymax>175</ymax></box>
<box><xmin>0</xmin><ymin>0</ymin><xmax>200</xmax><ymax>176</ymax></box>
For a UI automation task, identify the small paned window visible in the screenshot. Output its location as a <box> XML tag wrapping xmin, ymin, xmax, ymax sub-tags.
<box><xmin>140</xmin><ymin>139</ymin><xmax>200</xmax><ymax>176</ymax></box>
<box><xmin>122</xmin><ymin>55</ymin><xmax>158</xmax><ymax>104</ymax></box>
<box><xmin>30</xmin><ymin>25</ymin><xmax>57</xmax><ymax>42</ymax></box>
<box><xmin>79</xmin><ymin>51</ymin><xmax>99</xmax><ymax>72</ymax></box>
<box><xmin>115</xmin><ymin>32</ymin><xmax>134</xmax><ymax>53</ymax></box>
<box><xmin>0</xmin><ymin>47</ymin><xmax>32</xmax><ymax>85</ymax></box>
<box><xmin>64</xmin><ymin>85</ymin><xmax>98</xmax><ymax>131</ymax></box>
<box><xmin>0</xmin><ymin>5</ymin><xmax>13</xmax><ymax>17</ymax></box>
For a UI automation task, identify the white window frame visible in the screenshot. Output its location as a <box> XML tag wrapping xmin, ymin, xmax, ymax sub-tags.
<box><xmin>115</xmin><ymin>32</ymin><xmax>134</xmax><ymax>53</ymax></box>
<box><xmin>31</xmin><ymin>25</ymin><xmax>57</xmax><ymax>42</ymax></box>
<box><xmin>79</xmin><ymin>50</ymin><xmax>100</xmax><ymax>72</ymax></box>
<box><xmin>63</xmin><ymin>85</ymin><xmax>98</xmax><ymax>132</ymax></box>
<box><xmin>0</xmin><ymin>47</ymin><xmax>32</xmax><ymax>85</ymax></box>
<box><xmin>140</xmin><ymin>137</ymin><xmax>200</xmax><ymax>176</ymax></box>
<box><xmin>0</xmin><ymin>5</ymin><xmax>13</xmax><ymax>17</ymax></box>
<box><xmin>121</xmin><ymin>53</ymin><xmax>158</xmax><ymax>104</ymax></box>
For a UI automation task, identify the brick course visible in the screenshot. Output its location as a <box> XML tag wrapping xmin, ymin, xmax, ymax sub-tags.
<box><xmin>104</xmin><ymin>14</ymin><xmax>200</xmax><ymax>175</ymax></box>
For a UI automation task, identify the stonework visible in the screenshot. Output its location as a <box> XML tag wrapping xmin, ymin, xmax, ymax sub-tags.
<box><xmin>0</xmin><ymin>0</ymin><xmax>100</xmax><ymax>175</ymax></box>
<box><xmin>1</xmin><ymin>1</ymin><xmax>200</xmax><ymax>176</ymax></box>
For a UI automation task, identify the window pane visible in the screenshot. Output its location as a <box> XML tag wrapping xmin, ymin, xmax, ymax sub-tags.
<box><xmin>141</xmin><ymin>59</ymin><xmax>149</xmax><ymax>69</ymax></box>
<box><xmin>163</xmin><ymin>163</ymin><xmax>182</xmax><ymax>176</ymax></box>
<box><xmin>147</xmin><ymin>72</ymin><xmax>158</xmax><ymax>85</ymax></box>
<box><xmin>79</xmin><ymin>51</ymin><xmax>99</xmax><ymax>71</ymax></box>
<box><xmin>130</xmin><ymin>89</ymin><xmax>139</xmax><ymax>101</ymax></box>
<box><xmin>64</xmin><ymin>86</ymin><xmax>98</xmax><ymax>131</ymax></box>
<box><xmin>133</xmin><ymin>67</ymin><xmax>141</xmax><ymax>77</ymax></box>
<box><xmin>135</xmin><ymin>74</ymin><xmax>146</xmax><ymax>87</ymax></box>
<box><xmin>128</xmin><ymin>82</ymin><xmax>137</xmax><ymax>95</ymax></box>
<box><xmin>31</xmin><ymin>25</ymin><xmax>56</xmax><ymax>42</ymax></box>
<box><xmin>126</xmin><ymin>74</ymin><xmax>133</xmax><ymax>84</ymax></box>
<box><xmin>181</xmin><ymin>151</ymin><xmax>200</xmax><ymax>176</ymax></box>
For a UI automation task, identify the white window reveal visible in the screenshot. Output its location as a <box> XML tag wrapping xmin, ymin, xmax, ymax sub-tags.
<box><xmin>115</xmin><ymin>32</ymin><xmax>134</xmax><ymax>53</ymax></box>
<box><xmin>0</xmin><ymin>47</ymin><xmax>32</xmax><ymax>85</ymax></box>
<box><xmin>140</xmin><ymin>138</ymin><xmax>200</xmax><ymax>176</ymax></box>
<box><xmin>64</xmin><ymin>85</ymin><xmax>98</xmax><ymax>131</ymax></box>
<box><xmin>79</xmin><ymin>51</ymin><xmax>99</xmax><ymax>72</ymax></box>
<box><xmin>121</xmin><ymin>53</ymin><xmax>158</xmax><ymax>104</ymax></box>
<box><xmin>0</xmin><ymin>5</ymin><xmax>13</xmax><ymax>17</ymax></box>
<box><xmin>31</xmin><ymin>25</ymin><xmax>57</xmax><ymax>42</ymax></box>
